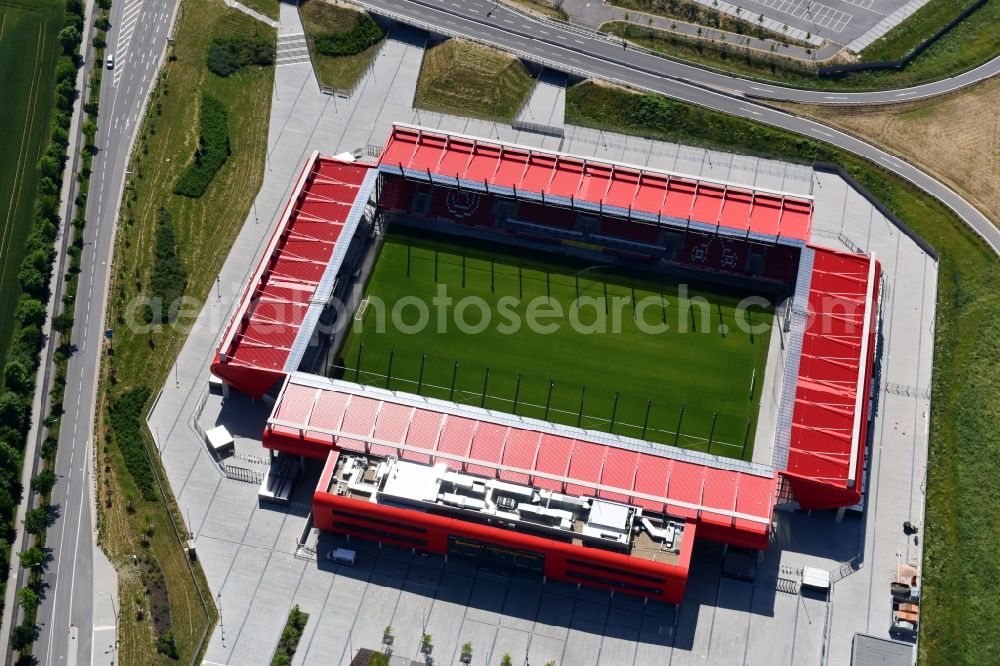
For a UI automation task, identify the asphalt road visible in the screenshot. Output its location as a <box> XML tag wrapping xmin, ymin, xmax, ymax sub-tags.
<box><xmin>357</xmin><ymin>0</ymin><xmax>1000</xmax><ymax>253</ymax></box>
<box><xmin>34</xmin><ymin>0</ymin><xmax>178</xmax><ymax>664</ymax></box>
<box><xmin>403</xmin><ymin>0</ymin><xmax>1000</xmax><ymax>105</ymax></box>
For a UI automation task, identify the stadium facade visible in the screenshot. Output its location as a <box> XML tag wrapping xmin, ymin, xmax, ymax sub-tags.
<box><xmin>211</xmin><ymin>125</ymin><xmax>882</xmax><ymax>604</ymax></box>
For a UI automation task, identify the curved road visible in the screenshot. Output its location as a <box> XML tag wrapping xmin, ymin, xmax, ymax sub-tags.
<box><xmin>406</xmin><ymin>0</ymin><xmax>1000</xmax><ymax>104</ymax></box>
<box><xmin>357</xmin><ymin>0</ymin><xmax>1000</xmax><ymax>253</ymax></box>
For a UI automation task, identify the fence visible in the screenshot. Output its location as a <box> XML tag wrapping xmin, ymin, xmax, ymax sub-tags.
<box><xmin>819</xmin><ymin>0</ymin><xmax>988</xmax><ymax>76</ymax></box>
<box><xmin>224</xmin><ymin>465</ymin><xmax>264</xmax><ymax>484</ymax></box>
<box><xmin>511</xmin><ymin>118</ymin><xmax>565</xmax><ymax>138</ymax></box>
<box><xmin>812</xmin><ymin>162</ymin><xmax>939</xmax><ymax>260</ymax></box>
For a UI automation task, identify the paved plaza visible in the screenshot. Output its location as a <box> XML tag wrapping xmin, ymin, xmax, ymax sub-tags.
<box><xmin>147</xmin><ymin>6</ymin><xmax>934</xmax><ymax>664</ymax></box>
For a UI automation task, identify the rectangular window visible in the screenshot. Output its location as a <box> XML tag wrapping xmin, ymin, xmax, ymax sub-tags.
<box><xmin>331</xmin><ymin>508</ymin><xmax>428</xmax><ymax>534</ymax></box>
<box><xmin>565</xmin><ymin>558</ymin><xmax>666</xmax><ymax>585</ymax></box>
<box><xmin>331</xmin><ymin>520</ymin><xmax>426</xmax><ymax>547</ymax></box>
<box><xmin>563</xmin><ymin>569</ymin><xmax>663</xmax><ymax>596</ymax></box>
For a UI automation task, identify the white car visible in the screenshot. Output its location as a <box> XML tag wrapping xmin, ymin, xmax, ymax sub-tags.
<box><xmin>106</xmin><ymin>53</ymin><xmax>114</xmax><ymax>69</ymax></box>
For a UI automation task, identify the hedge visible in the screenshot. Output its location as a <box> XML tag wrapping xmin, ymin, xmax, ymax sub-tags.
<box><xmin>206</xmin><ymin>36</ymin><xmax>275</xmax><ymax>77</ymax></box>
<box><xmin>107</xmin><ymin>386</ymin><xmax>155</xmax><ymax>500</ymax></box>
<box><xmin>313</xmin><ymin>13</ymin><xmax>384</xmax><ymax>57</ymax></box>
<box><xmin>172</xmin><ymin>94</ymin><xmax>230</xmax><ymax>198</ymax></box>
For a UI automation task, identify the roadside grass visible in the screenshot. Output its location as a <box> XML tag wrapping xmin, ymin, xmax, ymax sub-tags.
<box><xmin>607</xmin><ymin>0</ymin><xmax>810</xmax><ymax>45</ymax></box>
<box><xmin>240</xmin><ymin>0</ymin><xmax>279</xmax><ymax>21</ymax></box>
<box><xmin>0</xmin><ymin>0</ymin><xmax>63</xmax><ymax>375</ymax></box>
<box><xmin>606</xmin><ymin>0</ymin><xmax>1000</xmax><ymax>90</ymax></box>
<box><xmin>777</xmin><ymin>77</ymin><xmax>1000</xmax><ymax>233</ymax></box>
<box><xmin>96</xmin><ymin>1</ymin><xmax>274</xmax><ymax>663</ymax></box>
<box><xmin>300</xmin><ymin>0</ymin><xmax>385</xmax><ymax>91</ymax></box>
<box><xmin>508</xmin><ymin>0</ymin><xmax>569</xmax><ymax>21</ymax></box>
<box><xmin>601</xmin><ymin>22</ymin><xmax>820</xmax><ymax>85</ymax></box>
<box><xmin>565</xmin><ymin>79</ymin><xmax>1000</xmax><ymax>665</ymax></box>
<box><xmin>861</xmin><ymin>0</ymin><xmax>982</xmax><ymax>62</ymax></box>
<box><xmin>414</xmin><ymin>39</ymin><xmax>535</xmax><ymax>122</ymax></box>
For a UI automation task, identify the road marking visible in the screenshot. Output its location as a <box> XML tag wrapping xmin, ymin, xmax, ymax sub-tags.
<box><xmin>739</xmin><ymin>107</ymin><xmax>762</xmax><ymax>116</ymax></box>
<box><xmin>114</xmin><ymin>0</ymin><xmax>145</xmax><ymax>87</ymax></box>
<box><xmin>823</xmin><ymin>95</ymin><xmax>848</xmax><ymax>100</ymax></box>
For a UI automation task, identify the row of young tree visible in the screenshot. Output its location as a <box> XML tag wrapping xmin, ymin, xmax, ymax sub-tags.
<box><xmin>2</xmin><ymin>0</ymin><xmax>115</xmax><ymax>658</ymax></box>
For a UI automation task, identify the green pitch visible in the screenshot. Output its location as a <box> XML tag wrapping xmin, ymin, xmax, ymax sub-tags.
<box><xmin>337</xmin><ymin>227</ymin><xmax>775</xmax><ymax>460</ymax></box>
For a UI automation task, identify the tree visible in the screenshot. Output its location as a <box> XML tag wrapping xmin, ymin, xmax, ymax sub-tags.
<box><xmin>37</xmin><ymin>154</ymin><xmax>61</xmax><ymax>181</ymax></box>
<box><xmin>18</xmin><ymin>546</ymin><xmax>46</xmax><ymax>570</ymax></box>
<box><xmin>57</xmin><ymin>25</ymin><xmax>80</xmax><ymax>54</ymax></box>
<box><xmin>52</xmin><ymin>311</ymin><xmax>74</xmax><ymax>335</ymax></box>
<box><xmin>0</xmin><ymin>392</ymin><xmax>27</xmax><ymax>432</ymax></box>
<box><xmin>31</xmin><ymin>469</ymin><xmax>57</xmax><ymax>495</ymax></box>
<box><xmin>18</xmin><ymin>587</ymin><xmax>39</xmax><ymax>612</ymax></box>
<box><xmin>16</xmin><ymin>298</ymin><xmax>47</xmax><ymax>328</ymax></box>
<box><xmin>92</xmin><ymin>34</ymin><xmax>107</xmax><ymax>50</ymax></box>
<box><xmin>24</xmin><ymin>507</ymin><xmax>51</xmax><ymax>536</ymax></box>
<box><xmin>4</xmin><ymin>359</ymin><xmax>30</xmax><ymax>393</ymax></box>
<box><xmin>82</xmin><ymin>118</ymin><xmax>98</xmax><ymax>144</ymax></box>
<box><xmin>10</xmin><ymin>622</ymin><xmax>37</xmax><ymax>651</ymax></box>
<box><xmin>501</xmin><ymin>654</ymin><xmax>512</xmax><ymax>666</ymax></box>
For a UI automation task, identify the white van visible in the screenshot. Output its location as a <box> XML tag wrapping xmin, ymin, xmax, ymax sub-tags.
<box><xmin>326</xmin><ymin>548</ymin><xmax>356</xmax><ymax>565</ymax></box>
<box><xmin>106</xmin><ymin>53</ymin><xmax>115</xmax><ymax>69</ymax></box>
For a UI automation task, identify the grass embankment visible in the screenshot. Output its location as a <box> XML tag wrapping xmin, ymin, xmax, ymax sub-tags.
<box><xmin>414</xmin><ymin>39</ymin><xmax>535</xmax><ymax>122</ymax></box>
<box><xmin>606</xmin><ymin>0</ymin><xmax>1000</xmax><ymax>91</ymax></box>
<box><xmin>339</xmin><ymin>228</ymin><xmax>771</xmax><ymax>458</ymax></box>
<box><xmin>508</xmin><ymin>0</ymin><xmax>568</xmax><ymax>21</ymax></box>
<box><xmin>300</xmin><ymin>0</ymin><xmax>385</xmax><ymax>91</ymax></box>
<box><xmin>778</xmin><ymin>77</ymin><xmax>1000</xmax><ymax>232</ymax></box>
<box><xmin>240</xmin><ymin>0</ymin><xmax>279</xmax><ymax>21</ymax></box>
<box><xmin>566</xmin><ymin>79</ymin><xmax>1000</xmax><ymax>665</ymax></box>
<box><xmin>96</xmin><ymin>1</ymin><xmax>274</xmax><ymax>663</ymax></box>
<box><xmin>0</xmin><ymin>0</ymin><xmax>63</xmax><ymax>372</ymax></box>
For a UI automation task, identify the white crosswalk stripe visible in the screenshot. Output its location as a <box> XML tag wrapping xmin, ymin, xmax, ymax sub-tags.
<box><xmin>276</xmin><ymin>33</ymin><xmax>310</xmax><ymax>66</ymax></box>
<box><xmin>113</xmin><ymin>0</ymin><xmax>144</xmax><ymax>86</ymax></box>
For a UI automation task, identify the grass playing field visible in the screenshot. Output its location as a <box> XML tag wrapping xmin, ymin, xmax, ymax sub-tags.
<box><xmin>0</xmin><ymin>0</ymin><xmax>63</xmax><ymax>370</ymax></box>
<box><xmin>337</xmin><ymin>226</ymin><xmax>775</xmax><ymax>460</ymax></box>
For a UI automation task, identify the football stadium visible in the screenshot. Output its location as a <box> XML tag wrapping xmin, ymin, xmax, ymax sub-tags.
<box><xmin>211</xmin><ymin>124</ymin><xmax>881</xmax><ymax>605</ymax></box>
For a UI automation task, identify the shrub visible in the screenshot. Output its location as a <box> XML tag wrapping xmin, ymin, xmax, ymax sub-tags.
<box><xmin>271</xmin><ymin>605</ymin><xmax>309</xmax><ymax>665</ymax></box>
<box><xmin>156</xmin><ymin>629</ymin><xmax>179</xmax><ymax>659</ymax></box>
<box><xmin>172</xmin><ymin>94</ymin><xmax>230</xmax><ymax>198</ymax></box>
<box><xmin>148</xmin><ymin>207</ymin><xmax>187</xmax><ymax>322</ymax></box>
<box><xmin>107</xmin><ymin>387</ymin><xmax>155</xmax><ymax>499</ymax></box>
<box><xmin>313</xmin><ymin>13</ymin><xmax>384</xmax><ymax>57</ymax></box>
<box><xmin>207</xmin><ymin>36</ymin><xmax>275</xmax><ymax>77</ymax></box>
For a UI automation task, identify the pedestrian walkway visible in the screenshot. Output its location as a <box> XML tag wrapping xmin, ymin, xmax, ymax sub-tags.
<box><xmin>223</xmin><ymin>0</ymin><xmax>279</xmax><ymax>28</ymax></box>
<box><xmin>276</xmin><ymin>31</ymin><xmax>310</xmax><ymax>66</ymax></box>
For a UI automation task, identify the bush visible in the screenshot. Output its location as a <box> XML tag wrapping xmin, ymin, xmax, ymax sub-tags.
<box><xmin>148</xmin><ymin>207</ymin><xmax>187</xmax><ymax>322</ymax></box>
<box><xmin>30</xmin><ymin>469</ymin><xmax>57</xmax><ymax>495</ymax></box>
<box><xmin>313</xmin><ymin>13</ymin><xmax>384</xmax><ymax>57</ymax></box>
<box><xmin>107</xmin><ymin>387</ymin><xmax>155</xmax><ymax>500</ymax></box>
<box><xmin>156</xmin><ymin>629</ymin><xmax>179</xmax><ymax>659</ymax></box>
<box><xmin>207</xmin><ymin>36</ymin><xmax>275</xmax><ymax>77</ymax></box>
<box><xmin>271</xmin><ymin>605</ymin><xmax>309</xmax><ymax>665</ymax></box>
<box><xmin>172</xmin><ymin>94</ymin><xmax>230</xmax><ymax>198</ymax></box>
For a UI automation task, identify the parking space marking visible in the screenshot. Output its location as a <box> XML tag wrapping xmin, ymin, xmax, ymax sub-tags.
<box><xmin>752</xmin><ymin>0</ymin><xmax>854</xmax><ymax>32</ymax></box>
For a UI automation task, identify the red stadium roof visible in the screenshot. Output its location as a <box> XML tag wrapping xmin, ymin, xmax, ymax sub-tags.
<box><xmin>378</xmin><ymin>124</ymin><xmax>814</xmax><ymax>242</ymax></box>
<box><xmin>211</xmin><ymin>154</ymin><xmax>375</xmax><ymax>398</ymax></box>
<box><xmin>783</xmin><ymin>247</ymin><xmax>880</xmax><ymax>509</ymax></box>
<box><xmin>264</xmin><ymin>375</ymin><xmax>778</xmax><ymax>549</ymax></box>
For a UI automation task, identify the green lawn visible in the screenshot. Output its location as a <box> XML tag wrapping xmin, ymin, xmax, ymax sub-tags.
<box><xmin>239</xmin><ymin>0</ymin><xmax>279</xmax><ymax>21</ymax></box>
<box><xmin>414</xmin><ymin>39</ymin><xmax>536</xmax><ymax>122</ymax></box>
<box><xmin>338</xmin><ymin>227</ymin><xmax>773</xmax><ymax>459</ymax></box>
<box><xmin>0</xmin><ymin>0</ymin><xmax>63</xmax><ymax>371</ymax></box>
<box><xmin>564</xmin><ymin>79</ymin><xmax>1000</xmax><ymax>665</ymax></box>
<box><xmin>299</xmin><ymin>0</ymin><xmax>385</xmax><ymax>91</ymax></box>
